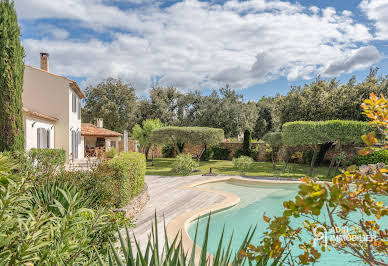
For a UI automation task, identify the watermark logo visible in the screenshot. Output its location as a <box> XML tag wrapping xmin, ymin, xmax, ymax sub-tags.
<box><xmin>312</xmin><ymin>225</ymin><xmax>377</xmax><ymax>248</ymax></box>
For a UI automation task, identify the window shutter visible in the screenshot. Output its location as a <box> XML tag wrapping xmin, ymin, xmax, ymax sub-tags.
<box><xmin>77</xmin><ymin>99</ymin><xmax>81</xmax><ymax>119</ymax></box>
<box><xmin>78</xmin><ymin>131</ymin><xmax>81</xmax><ymax>145</ymax></box>
<box><xmin>72</xmin><ymin>94</ymin><xmax>76</xmax><ymax>112</ymax></box>
<box><xmin>37</xmin><ymin>128</ymin><xmax>41</xmax><ymax>148</ymax></box>
<box><xmin>47</xmin><ymin>130</ymin><xmax>50</xmax><ymax>148</ymax></box>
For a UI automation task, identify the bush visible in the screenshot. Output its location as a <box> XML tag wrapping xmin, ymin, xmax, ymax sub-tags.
<box><xmin>0</xmin><ymin>153</ymin><xmax>130</xmax><ymax>264</ymax></box>
<box><xmin>104</xmin><ymin>147</ymin><xmax>118</xmax><ymax>159</ymax></box>
<box><xmin>303</xmin><ymin>150</ymin><xmax>319</xmax><ymax>165</ymax></box>
<box><xmin>172</xmin><ymin>154</ymin><xmax>199</xmax><ymax>176</ymax></box>
<box><xmin>201</xmin><ymin>148</ymin><xmax>212</xmax><ymax>161</ymax></box>
<box><xmin>233</xmin><ymin>155</ymin><xmax>253</xmax><ymax>175</ymax></box>
<box><xmin>211</xmin><ymin>146</ymin><xmax>230</xmax><ymax>160</ymax></box>
<box><xmin>356</xmin><ymin>150</ymin><xmax>388</xmax><ymax>165</ymax></box>
<box><xmin>103</xmin><ymin>152</ymin><xmax>146</xmax><ymax>207</ymax></box>
<box><xmin>162</xmin><ymin>145</ymin><xmax>175</xmax><ymax>158</ymax></box>
<box><xmin>28</xmin><ymin>148</ymin><xmax>66</xmax><ymax>175</ymax></box>
<box><xmin>251</xmin><ymin>145</ymin><xmax>260</xmax><ymax>161</ymax></box>
<box><xmin>234</xmin><ymin>148</ymin><xmax>243</xmax><ymax>158</ymax></box>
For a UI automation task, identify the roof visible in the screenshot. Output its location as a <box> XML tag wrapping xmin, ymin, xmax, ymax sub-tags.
<box><xmin>23</xmin><ymin>107</ymin><xmax>58</xmax><ymax>123</ymax></box>
<box><xmin>25</xmin><ymin>65</ymin><xmax>85</xmax><ymax>99</ymax></box>
<box><xmin>81</xmin><ymin>123</ymin><xmax>123</xmax><ymax>137</ymax></box>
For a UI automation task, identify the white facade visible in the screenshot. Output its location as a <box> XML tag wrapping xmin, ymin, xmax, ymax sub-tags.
<box><xmin>22</xmin><ymin>64</ymin><xmax>85</xmax><ymax>161</ymax></box>
<box><xmin>24</xmin><ymin>117</ymin><xmax>55</xmax><ymax>151</ymax></box>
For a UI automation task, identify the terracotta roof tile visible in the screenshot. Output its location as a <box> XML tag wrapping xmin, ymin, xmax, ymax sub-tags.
<box><xmin>81</xmin><ymin>123</ymin><xmax>122</xmax><ymax>137</ymax></box>
<box><xmin>23</xmin><ymin>107</ymin><xmax>58</xmax><ymax>123</ymax></box>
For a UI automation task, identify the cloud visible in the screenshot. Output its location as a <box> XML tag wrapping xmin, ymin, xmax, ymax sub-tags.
<box><xmin>323</xmin><ymin>46</ymin><xmax>382</xmax><ymax>76</ymax></box>
<box><xmin>360</xmin><ymin>0</ymin><xmax>388</xmax><ymax>40</ymax></box>
<box><xmin>16</xmin><ymin>0</ymin><xmax>380</xmax><ymax>93</ymax></box>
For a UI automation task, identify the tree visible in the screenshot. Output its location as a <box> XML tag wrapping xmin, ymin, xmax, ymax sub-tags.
<box><xmin>244</xmin><ymin>94</ymin><xmax>388</xmax><ymax>266</ymax></box>
<box><xmin>149</xmin><ymin>127</ymin><xmax>224</xmax><ymax>161</ymax></box>
<box><xmin>132</xmin><ymin>119</ymin><xmax>163</xmax><ymax>160</ymax></box>
<box><xmin>82</xmin><ymin>78</ymin><xmax>137</xmax><ymax>133</ymax></box>
<box><xmin>282</xmin><ymin>120</ymin><xmax>373</xmax><ymax>176</ymax></box>
<box><xmin>262</xmin><ymin>132</ymin><xmax>282</xmax><ymax>169</ymax></box>
<box><xmin>253</xmin><ymin>97</ymin><xmax>275</xmax><ymax>139</ymax></box>
<box><xmin>0</xmin><ymin>0</ymin><xmax>24</xmax><ymax>151</ymax></box>
<box><xmin>242</xmin><ymin>129</ymin><xmax>252</xmax><ymax>156</ymax></box>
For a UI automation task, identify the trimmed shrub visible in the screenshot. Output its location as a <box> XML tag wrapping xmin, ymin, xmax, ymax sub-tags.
<box><xmin>162</xmin><ymin>145</ymin><xmax>175</xmax><ymax>158</ymax></box>
<box><xmin>233</xmin><ymin>155</ymin><xmax>253</xmax><ymax>175</ymax></box>
<box><xmin>356</xmin><ymin>150</ymin><xmax>388</xmax><ymax>165</ymax></box>
<box><xmin>28</xmin><ymin>148</ymin><xmax>66</xmax><ymax>175</ymax></box>
<box><xmin>103</xmin><ymin>152</ymin><xmax>146</xmax><ymax>207</ymax></box>
<box><xmin>211</xmin><ymin>146</ymin><xmax>230</xmax><ymax>160</ymax></box>
<box><xmin>172</xmin><ymin>154</ymin><xmax>199</xmax><ymax>176</ymax></box>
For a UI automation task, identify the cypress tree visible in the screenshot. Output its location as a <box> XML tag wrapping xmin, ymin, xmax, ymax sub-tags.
<box><xmin>0</xmin><ymin>0</ymin><xmax>25</xmax><ymax>151</ymax></box>
<box><xmin>242</xmin><ymin>129</ymin><xmax>252</xmax><ymax>156</ymax></box>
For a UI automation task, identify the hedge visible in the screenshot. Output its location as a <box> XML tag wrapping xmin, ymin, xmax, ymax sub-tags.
<box><xmin>103</xmin><ymin>152</ymin><xmax>146</xmax><ymax>207</ymax></box>
<box><xmin>356</xmin><ymin>150</ymin><xmax>388</xmax><ymax>166</ymax></box>
<box><xmin>211</xmin><ymin>146</ymin><xmax>230</xmax><ymax>160</ymax></box>
<box><xmin>28</xmin><ymin>148</ymin><xmax>66</xmax><ymax>175</ymax></box>
<box><xmin>282</xmin><ymin>120</ymin><xmax>374</xmax><ymax>147</ymax></box>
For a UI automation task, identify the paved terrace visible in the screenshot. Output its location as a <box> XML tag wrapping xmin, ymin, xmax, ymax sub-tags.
<box><xmin>125</xmin><ymin>175</ymin><xmax>225</xmax><ymax>251</ymax></box>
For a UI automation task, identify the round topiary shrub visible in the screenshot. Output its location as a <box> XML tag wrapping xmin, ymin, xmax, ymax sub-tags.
<box><xmin>172</xmin><ymin>154</ymin><xmax>199</xmax><ymax>176</ymax></box>
<box><xmin>356</xmin><ymin>150</ymin><xmax>388</xmax><ymax>166</ymax></box>
<box><xmin>233</xmin><ymin>155</ymin><xmax>253</xmax><ymax>175</ymax></box>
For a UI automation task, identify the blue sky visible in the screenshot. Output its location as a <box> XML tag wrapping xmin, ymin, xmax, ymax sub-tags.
<box><xmin>15</xmin><ymin>0</ymin><xmax>388</xmax><ymax>100</ymax></box>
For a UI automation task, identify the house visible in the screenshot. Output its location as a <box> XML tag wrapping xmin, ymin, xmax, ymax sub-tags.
<box><xmin>22</xmin><ymin>53</ymin><xmax>85</xmax><ymax>161</ymax></box>
<box><xmin>81</xmin><ymin>118</ymin><xmax>122</xmax><ymax>157</ymax></box>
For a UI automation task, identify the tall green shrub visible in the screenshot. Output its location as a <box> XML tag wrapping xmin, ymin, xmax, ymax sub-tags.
<box><xmin>0</xmin><ymin>0</ymin><xmax>25</xmax><ymax>151</ymax></box>
<box><xmin>262</xmin><ymin>132</ymin><xmax>282</xmax><ymax>169</ymax></box>
<box><xmin>103</xmin><ymin>152</ymin><xmax>146</xmax><ymax>207</ymax></box>
<box><xmin>242</xmin><ymin>129</ymin><xmax>252</xmax><ymax>156</ymax></box>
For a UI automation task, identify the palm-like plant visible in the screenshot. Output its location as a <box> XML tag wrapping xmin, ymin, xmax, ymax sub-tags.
<box><xmin>99</xmin><ymin>213</ymin><xmax>257</xmax><ymax>265</ymax></box>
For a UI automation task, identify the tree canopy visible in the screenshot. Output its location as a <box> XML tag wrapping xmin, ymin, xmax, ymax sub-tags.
<box><xmin>149</xmin><ymin>126</ymin><xmax>224</xmax><ymax>153</ymax></box>
<box><xmin>82</xmin><ymin>78</ymin><xmax>137</xmax><ymax>133</ymax></box>
<box><xmin>0</xmin><ymin>0</ymin><xmax>24</xmax><ymax>151</ymax></box>
<box><xmin>132</xmin><ymin>119</ymin><xmax>163</xmax><ymax>157</ymax></box>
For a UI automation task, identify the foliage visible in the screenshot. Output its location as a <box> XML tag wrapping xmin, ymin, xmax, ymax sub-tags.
<box><xmin>242</xmin><ymin>129</ymin><xmax>252</xmax><ymax>156</ymax></box>
<box><xmin>104</xmin><ymin>147</ymin><xmax>118</xmax><ymax>159</ymax></box>
<box><xmin>273</xmin><ymin>71</ymin><xmax>388</xmax><ymax>128</ymax></box>
<box><xmin>303</xmin><ymin>149</ymin><xmax>319</xmax><ymax>165</ymax></box>
<box><xmin>262</xmin><ymin>132</ymin><xmax>282</xmax><ymax>168</ymax></box>
<box><xmin>253</xmin><ymin>96</ymin><xmax>275</xmax><ymax>139</ymax></box>
<box><xmin>233</xmin><ymin>156</ymin><xmax>253</xmax><ymax>175</ymax></box>
<box><xmin>175</xmin><ymin>86</ymin><xmax>258</xmax><ymax>137</ymax></box>
<box><xmin>0</xmin><ymin>0</ymin><xmax>25</xmax><ymax>151</ymax></box>
<box><xmin>162</xmin><ymin>145</ymin><xmax>175</xmax><ymax>158</ymax></box>
<box><xmin>234</xmin><ymin>148</ymin><xmax>243</xmax><ymax>158</ymax></box>
<box><xmin>0</xmin><ymin>154</ymin><xmax>128</xmax><ymax>264</ymax></box>
<box><xmin>132</xmin><ymin>118</ymin><xmax>163</xmax><ymax>157</ymax></box>
<box><xmin>211</xmin><ymin>146</ymin><xmax>230</xmax><ymax>160</ymax></box>
<box><xmin>243</xmin><ymin>93</ymin><xmax>388</xmax><ymax>265</ymax></box>
<box><xmin>356</xmin><ymin>149</ymin><xmax>388</xmax><ymax>166</ymax></box>
<box><xmin>201</xmin><ymin>148</ymin><xmax>212</xmax><ymax>161</ymax></box>
<box><xmin>150</xmin><ymin>126</ymin><xmax>224</xmax><ymax>155</ymax></box>
<box><xmin>27</xmin><ymin>148</ymin><xmax>66</xmax><ymax>175</ymax></box>
<box><xmin>103</xmin><ymin>152</ymin><xmax>146</xmax><ymax>207</ymax></box>
<box><xmin>100</xmin><ymin>213</ymin><xmax>256</xmax><ymax>266</ymax></box>
<box><xmin>82</xmin><ymin>78</ymin><xmax>137</xmax><ymax>133</ymax></box>
<box><xmin>251</xmin><ymin>145</ymin><xmax>260</xmax><ymax>161</ymax></box>
<box><xmin>172</xmin><ymin>154</ymin><xmax>199</xmax><ymax>176</ymax></box>
<box><xmin>335</xmin><ymin>151</ymin><xmax>357</xmax><ymax>167</ymax></box>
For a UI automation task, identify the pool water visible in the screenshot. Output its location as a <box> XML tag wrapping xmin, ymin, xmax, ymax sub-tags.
<box><xmin>187</xmin><ymin>181</ymin><xmax>388</xmax><ymax>265</ymax></box>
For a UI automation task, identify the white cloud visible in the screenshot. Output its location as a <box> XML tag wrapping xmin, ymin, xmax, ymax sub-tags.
<box><xmin>360</xmin><ymin>0</ymin><xmax>388</xmax><ymax>40</ymax></box>
<box><xmin>17</xmin><ymin>0</ymin><xmax>380</xmax><ymax>93</ymax></box>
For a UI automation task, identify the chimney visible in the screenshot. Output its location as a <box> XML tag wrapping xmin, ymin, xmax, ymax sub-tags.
<box><xmin>40</xmin><ymin>52</ymin><xmax>49</xmax><ymax>71</ymax></box>
<box><xmin>96</xmin><ymin>118</ymin><xmax>103</xmax><ymax>128</ymax></box>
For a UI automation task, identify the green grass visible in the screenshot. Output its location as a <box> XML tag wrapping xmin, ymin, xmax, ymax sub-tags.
<box><xmin>146</xmin><ymin>158</ymin><xmax>332</xmax><ymax>179</ymax></box>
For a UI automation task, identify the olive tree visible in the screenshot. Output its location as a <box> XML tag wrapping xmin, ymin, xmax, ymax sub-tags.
<box><xmin>149</xmin><ymin>127</ymin><xmax>224</xmax><ymax>161</ymax></box>
<box><xmin>282</xmin><ymin>120</ymin><xmax>374</xmax><ymax>176</ymax></box>
<box><xmin>262</xmin><ymin>132</ymin><xmax>282</xmax><ymax>169</ymax></box>
<box><xmin>132</xmin><ymin>119</ymin><xmax>163</xmax><ymax>161</ymax></box>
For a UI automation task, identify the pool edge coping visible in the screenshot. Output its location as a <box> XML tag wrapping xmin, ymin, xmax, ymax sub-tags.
<box><xmin>166</xmin><ymin>176</ymin><xmax>302</xmax><ymax>264</ymax></box>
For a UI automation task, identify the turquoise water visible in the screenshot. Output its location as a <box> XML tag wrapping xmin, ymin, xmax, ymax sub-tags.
<box><xmin>187</xmin><ymin>181</ymin><xmax>388</xmax><ymax>265</ymax></box>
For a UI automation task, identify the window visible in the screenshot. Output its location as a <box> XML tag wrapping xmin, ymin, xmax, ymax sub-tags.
<box><xmin>37</xmin><ymin>128</ymin><xmax>49</xmax><ymax>148</ymax></box>
<box><xmin>72</xmin><ymin>93</ymin><xmax>77</xmax><ymax>113</ymax></box>
<box><xmin>77</xmin><ymin>99</ymin><xmax>81</xmax><ymax>119</ymax></box>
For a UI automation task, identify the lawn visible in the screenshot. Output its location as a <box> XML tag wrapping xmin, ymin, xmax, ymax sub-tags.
<box><xmin>146</xmin><ymin>158</ymin><xmax>331</xmax><ymax>179</ymax></box>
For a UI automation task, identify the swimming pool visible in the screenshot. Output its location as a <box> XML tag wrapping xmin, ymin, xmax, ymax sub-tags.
<box><xmin>187</xmin><ymin>180</ymin><xmax>388</xmax><ymax>265</ymax></box>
